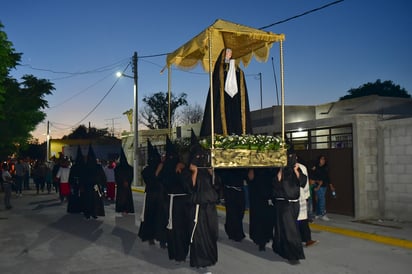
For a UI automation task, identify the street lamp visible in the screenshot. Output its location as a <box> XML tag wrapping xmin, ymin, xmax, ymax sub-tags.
<box><xmin>117</xmin><ymin>52</ymin><xmax>139</xmax><ymax>186</ymax></box>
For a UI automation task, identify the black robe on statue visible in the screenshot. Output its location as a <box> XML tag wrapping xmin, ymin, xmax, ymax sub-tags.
<box><xmin>199</xmin><ymin>48</ymin><xmax>252</xmax><ymax>137</ymax></box>
<box><xmin>114</xmin><ymin>148</ymin><xmax>135</xmax><ymax>214</ymax></box>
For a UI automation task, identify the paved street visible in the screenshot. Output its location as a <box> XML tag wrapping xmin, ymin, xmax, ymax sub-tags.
<box><xmin>1</xmin><ymin>189</ymin><xmax>411</xmax><ymax>274</ymax></box>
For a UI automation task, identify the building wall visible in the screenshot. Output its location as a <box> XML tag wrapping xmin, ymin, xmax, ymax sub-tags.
<box><xmin>352</xmin><ymin>115</ymin><xmax>380</xmax><ymax>219</ymax></box>
<box><xmin>379</xmin><ymin>117</ymin><xmax>412</xmax><ymax>221</ymax></box>
<box><xmin>259</xmin><ymin>113</ymin><xmax>412</xmax><ymax>221</ymax></box>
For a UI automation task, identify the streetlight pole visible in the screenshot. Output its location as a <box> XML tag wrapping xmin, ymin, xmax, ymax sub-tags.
<box><xmin>132</xmin><ymin>52</ymin><xmax>139</xmax><ymax>186</ymax></box>
<box><xmin>117</xmin><ymin>52</ymin><xmax>139</xmax><ymax>185</ymax></box>
<box><xmin>258</xmin><ymin>72</ymin><xmax>263</xmax><ymax>111</ymax></box>
<box><xmin>46</xmin><ymin>121</ymin><xmax>50</xmax><ymax>162</ymax></box>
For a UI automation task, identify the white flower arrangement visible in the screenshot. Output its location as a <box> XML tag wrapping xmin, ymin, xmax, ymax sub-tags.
<box><xmin>200</xmin><ymin>134</ymin><xmax>285</xmax><ymax>151</ymax></box>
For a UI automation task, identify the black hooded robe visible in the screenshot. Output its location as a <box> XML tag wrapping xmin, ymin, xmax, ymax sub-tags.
<box><xmin>138</xmin><ymin>140</ymin><xmax>168</xmax><ymax>245</ymax></box>
<box><xmin>247</xmin><ymin>168</ymin><xmax>276</xmax><ymax>250</ymax></box>
<box><xmin>157</xmin><ymin>137</ymin><xmax>192</xmax><ymax>263</ymax></box>
<box><xmin>114</xmin><ymin>148</ymin><xmax>135</xmax><ymax>214</ymax></box>
<box><xmin>67</xmin><ymin>146</ymin><xmax>86</xmax><ymax>214</ymax></box>
<box><xmin>272</xmin><ymin>163</ymin><xmax>307</xmax><ymax>262</ymax></box>
<box><xmin>186</xmin><ymin>167</ymin><xmax>219</xmax><ymax>268</ymax></box>
<box><xmin>82</xmin><ymin>145</ymin><xmax>106</xmax><ymax>219</ymax></box>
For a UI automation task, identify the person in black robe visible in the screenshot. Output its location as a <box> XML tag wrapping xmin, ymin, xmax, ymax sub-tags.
<box><xmin>216</xmin><ymin>168</ymin><xmax>247</xmax><ymax>242</ymax></box>
<box><xmin>272</xmin><ymin>152</ymin><xmax>307</xmax><ymax>264</ymax></box>
<box><xmin>138</xmin><ymin>139</ymin><xmax>168</xmax><ymax>247</ymax></box>
<box><xmin>184</xmin><ymin>130</ymin><xmax>219</xmax><ymax>269</ymax></box>
<box><xmin>247</xmin><ymin>167</ymin><xmax>276</xmax><ymax>251</ymax></box>
<box><xmin>114</xmin><ymin>148</ymin><xmax>135</xmax><ymax>215</ymax></box>
<box><xmin>81</xmin><ymin>144</ymin><xmax>106</xmax><ymax>219</ymax></box>
<box><xmin>67</xmin><ymin>145</ymin><xmax>86</xmax><ymax>214</ymax></box>
<box><xmin>156</xmin><ymin>136</ymin><xmax>191</xmax><ymax>263</ymax></box>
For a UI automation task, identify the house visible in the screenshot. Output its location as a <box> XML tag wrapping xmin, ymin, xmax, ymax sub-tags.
<box><xmin>251</xmin><ymin>95</ymin><xmax>412</xmax><ymax>221</ymax></box>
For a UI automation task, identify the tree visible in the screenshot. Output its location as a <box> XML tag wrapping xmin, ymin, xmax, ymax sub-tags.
<box><xmin>0</xmin><ymin>22</ymin><xmax>21</xmax><ymax>119</ymax></box>
<box><xmin>62</xmin><ymin>125</ymin><xmax>112</xmax><ymax>139</ymax></box>
<box><xmin>0</xmin><ymin>22</ymin><xmax>55</xmax><ymax>159</ymax></box>
<box><xmin>179</xmin><ymin>103</ymin><xmax>203</xmax><ymax>124</ymax></box>
<box><xmin>140</xmin><ymin>91</ymin><xmax>188</xmax><ymax>129</ymax></box>
<box><xmin>340</xmin><ymin>79</ymin><xmax>411</xmax><ymax>100</ymax></box>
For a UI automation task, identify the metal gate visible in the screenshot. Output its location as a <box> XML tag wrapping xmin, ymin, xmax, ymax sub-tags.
<box><xmin>286</xmin><ymin>125</ymin><xmax>354</xmax><ymax>216</ymax></box>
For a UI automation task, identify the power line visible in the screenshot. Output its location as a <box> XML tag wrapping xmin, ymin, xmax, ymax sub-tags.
<box><xmin>259</xmin><ymin>0</ymin><xmax>344</xmax><ymax>30</ymax></box>
<box><xmin>49</xmin><ymin>70</ymin><xmax>121</xmax><ymax>109</ymax></box>
<box><xmin>20</xmin><ymin>57</ymin><xmax>130</xmax><ymax>77</ymax></box>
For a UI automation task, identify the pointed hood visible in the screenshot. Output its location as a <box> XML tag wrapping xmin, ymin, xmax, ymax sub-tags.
<box><xmin>74</xmin><ymin>145</ymin><xmax>85</xmax><ymax>165</ymax></box>
<box><xmin>189</xmin><ymin>130</ymin><xmax>209</xmax><ymax>167</ymax></box>
<box><xmin>165</xmin><ymin>135</ymin><xmax>178</xmax><ymax>159</ymax></box>
<box><xmin>118</xmin><ymin>147</ymin><xmax>130</xmax><ymax>166</ymax></box>
<box><xmin>87</xmin><ymin>144</ymin><xmax>97</xmax><ymax>165</ymax></box>
<box><xmin>190</xmin><ymin>128</ymin><xmax>198</xmax><ymax>146</ymax></box>
<box><xmin>147</xmin><ymin>139</ymin><xmax>160</xmax><ymax>167</ymax></box>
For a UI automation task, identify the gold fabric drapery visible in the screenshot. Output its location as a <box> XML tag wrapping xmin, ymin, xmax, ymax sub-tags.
<box><xmin>166</xmin><ymin>19</ymin><xmax>285</xmax><ymax>72</ymax></box>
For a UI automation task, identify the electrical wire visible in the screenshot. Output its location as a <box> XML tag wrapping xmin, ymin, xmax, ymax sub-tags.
<box><xmin>259</xmin><ymin>0</ymin><xmax>344</xmax><ymax>30</ymax></box>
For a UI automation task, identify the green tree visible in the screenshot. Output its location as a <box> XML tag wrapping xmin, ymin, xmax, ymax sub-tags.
<box><xmin>140</xmin><ymin>91</ymin><xmax>188</xmax><ymax>129</ymax></box>
<box><xmin>62</xmin><ymin>125</ymin><xmax>112</xmax><ymax>139</ymax></box>
<box><xmin>340</xmin><ymin>79</ymin><xmax>411</xmax><ymax>100</ymax></box>
<box><xmin>0</xmin><ymin>22</ymin><xmax>55</xmax><ymax>159</ymax></box>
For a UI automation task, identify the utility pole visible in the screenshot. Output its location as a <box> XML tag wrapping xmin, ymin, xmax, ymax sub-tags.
<box><xmin>46</xmin><ymin>121</ymin><xmax>50</xmax><ymax>162</ymax></box>
<box><xmin>132</xmin><ymin>52</ymin><xmax>139</xmax><ymax>186</ymax></box>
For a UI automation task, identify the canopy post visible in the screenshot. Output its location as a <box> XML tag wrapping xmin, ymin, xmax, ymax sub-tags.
<box><xmin>168</xmin><ymin>66</ymin><xmax>172</xmax><ymax>137</ymax></box>
<box><xmin>209</xmin><ymin>29</ymin><xmax>215</xmax><ymax>151</ymax></box>
<box><xmin>279</xmin><ymin>40</ymin><xmax>285</xmax><ymax>146</ymax></box>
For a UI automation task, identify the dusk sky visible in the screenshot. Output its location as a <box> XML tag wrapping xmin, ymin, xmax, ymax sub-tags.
<box><xmin>1</xmin><ymin>0</ymin><xmax>411</xmax><ymax>141</ymax></box>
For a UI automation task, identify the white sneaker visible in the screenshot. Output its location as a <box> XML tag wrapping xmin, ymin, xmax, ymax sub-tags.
<box><xmin>321</xmin><ymin>215</ymin><xmax>330</xmax><ymax>221</ymax></box>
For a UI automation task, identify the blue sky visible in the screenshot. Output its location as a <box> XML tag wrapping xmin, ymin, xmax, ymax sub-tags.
<box><xmin>1</xmin><ymin>0</ymin><xmax>411</xmax><ymax>141</ymax></box>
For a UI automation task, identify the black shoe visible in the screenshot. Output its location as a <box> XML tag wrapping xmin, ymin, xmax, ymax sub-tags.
<box><xmin>160</xmin><ymin>242</ymin><xmax>167</xmax><ymax>249</ymax></box>
<box><xmin>288</xmin><ymin>260</ymin><xmax>300</xmax><ymax>265</ymax></box>
<box><xmin>148</xmin><ymin>239</ymin><xmax>155</xmax><ymax>245</ymax></box>
<box><xmin>92</xmin><ymin>216</ymin><xmax>98</xmax><ymax>219</ymax></box>
<box><xmin>258</xmin><ymin>244</ymin><xmax>266</xmax><ymax>251</ymax></box>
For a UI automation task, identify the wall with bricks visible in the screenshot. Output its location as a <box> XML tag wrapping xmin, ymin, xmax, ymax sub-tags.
<box><xmin>379</xmin><ymin>117</ymin><xmax>412</xmax><ymax>221</ymax></box>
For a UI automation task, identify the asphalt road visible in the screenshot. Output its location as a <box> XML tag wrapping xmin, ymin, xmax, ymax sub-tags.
<box><xmin>0</xmin><ymin>189</ymin><xmax>411</xmax><ymax>274</ymax></box>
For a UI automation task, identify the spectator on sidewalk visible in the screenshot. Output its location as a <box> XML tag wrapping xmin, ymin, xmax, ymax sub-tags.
<box><xmin>1</xmin><ymin>163</ymin><xmax>14</xmax><ymax>210</ymax></box>
<box><xmin>14</xmin><ymin>158</ymin><xmax>25</xmax><ymax>196</ymax></box>
<box><xmin>311</xmin><ymin>155</ymin><xmax>335</xmax><ymax>221</ymax></box>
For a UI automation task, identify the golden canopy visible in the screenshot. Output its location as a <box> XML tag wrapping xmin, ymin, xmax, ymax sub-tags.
<box><xmin>165</xmin><ymin>19</ymin><xmax>287</xmax><ymax>167</ymax></box>
<box><xmin>166</xmin><ymin>19</ymin><xmax>285</xmax><ymax>72</ymax></box>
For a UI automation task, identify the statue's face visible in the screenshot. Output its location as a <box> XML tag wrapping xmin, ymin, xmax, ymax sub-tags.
<box><xmin>225</xmin><ymin>48</ymin><xmax>232</xmax><ymax>61</ymax></box>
